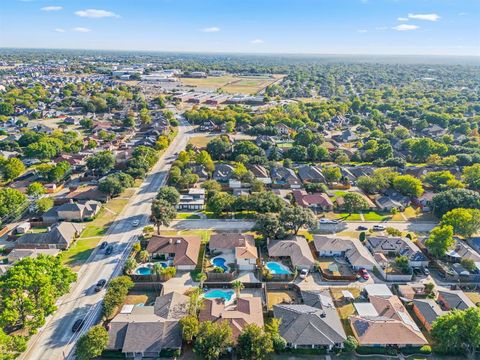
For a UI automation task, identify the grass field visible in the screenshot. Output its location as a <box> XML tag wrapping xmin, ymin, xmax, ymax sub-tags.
<box><xmin>188</xmin><ymin>134</ymin><xmax>217</xmax><ymax>148</ymax></box>
<box><xmin>176</xmin><ymin>213</ymin><xmax>201</xmax><ymax>220</ymax></box>
<box><xmin>61</xmin><ymin>237</ymin><xmax>102</xmax><ymax>270</ymax></box>
<box><xmin>363</xmin><ymin>211</ymin><xmax>390</xmax><ymax>221</ymax></box>
<box><xmin>180</xmin><ymin>74</ymin><xmax>284</xmax><ymax>94</ymax></box>
<box><xmin>80</xmin><ymin>198</ymin><xmax>129</xmax><ymax>239</ymax></box>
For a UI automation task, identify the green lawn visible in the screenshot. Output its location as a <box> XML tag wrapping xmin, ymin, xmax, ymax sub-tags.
<box><xmin>176</xmin><ymin>213</ymin><xmax>201</xmax><ymax>220</ymax></box>
<box><xmin>363</xmin><ymin>211</ymin><xmax>390</xmax><ymax>221</ymax></box>
<box><xmin>331</xmin><ymin>213</ymin><xmax>362</xmax><ymax>221</ymax></box>
<box><xmin>61</xmin><ymin>237</ymin><xmax>102</xmax><ymax>270</ymax></box>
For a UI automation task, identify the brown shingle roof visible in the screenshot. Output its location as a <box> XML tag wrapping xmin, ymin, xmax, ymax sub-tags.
<box><xmin>146</xmin><ymin>235</ymin><xmax>201</xmax><ymax>266</ymax></box>
<box><xmin>210</xmin><ymin>233</ymin><xmax>258</xmax><ymax>259</ymax></box>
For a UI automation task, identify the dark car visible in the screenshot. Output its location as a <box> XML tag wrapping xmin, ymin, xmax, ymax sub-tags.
<box><xmin>358</xmin><ymin>268</ymin><xmax>370</xmax><ymax>280</ymax></box>
<box><xmin>72</xmin><ymin>319</ymin><xmax>85</xmax><ymax>333</ymax></box>
<box><xmin>100</xmin><ymin>241</ymin><xmax>108</xmax><ymax>249</ymax></box>
<box><xmin>356</xmin><ymin>226</ymin><xmax>368</xmax><ymax>231</ymax></box>
<box><xmin>105</xmin><ymin>245</ymin><xmax>113</xmax><ymax>255</ymax></box>
<box><xmin>94</xmin><ymin>279</ymin><xmax>107</xmax><ymax>292</ymax></box>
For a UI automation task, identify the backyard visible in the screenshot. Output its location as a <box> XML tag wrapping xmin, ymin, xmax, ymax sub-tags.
<box><xmin>267</xmin><ymin>290</ymin><xmax>298</xmax><ymax>310</ymax></box>
<box><xmin>330</xmin><ymin>287</ymin><xmax>362</xmax><ymax>337</ymax></box>
<box><xmin>317</xmin><ymin>257</ymin><xmax>355</xmax><ymax>277</ymax></box>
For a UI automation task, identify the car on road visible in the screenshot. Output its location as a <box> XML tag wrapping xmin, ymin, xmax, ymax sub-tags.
<box><xmin>319</xmin><ymin>218</ymin><xmax>338</xmax><ymax>224</ymax></box>
<box><xmin>100</xmin><ymin>241</ymin><xmax>108</xmax><ymax>249</ymax></box>
<box><xmin>299</xmin><ymin>269</ymin><xmax>309</xmax><ymax>279</ymax></box>
<box><xmin>356</xmin><ymin>226</ymin><xmax>368</xmax><ymax>231</ymax></box>
<box><xmin>132</xmin><ymin>220</ymin><xmax>140</xmax><ymax>227</ymax></box>
<box><xmin>372</xmin><ymin>225</ymin><xmax>386</xmax><ymax>231</ymax></box>
<box><xmin>423</xmin><ymin>267</ymin><xmax>430</xmax><ymax>276</ymax></box>
<box><xmin>72</xmin><ymin>319</ymin><xmax>85</xmax><ymax>333</ymax></box>
<box><xmin>105</xmin><ymin>245</ymin><xmax>114</xmax><ymax>255</ymax></box>
<box><xmin>358</xmin><ymin>268</ymin><xmax>370</xmax><ymax>280</ymax></box>
<box><xmin>94</xmin><ymin>279</ymin><xmax>107</xmax><ymax>292</ymax></box>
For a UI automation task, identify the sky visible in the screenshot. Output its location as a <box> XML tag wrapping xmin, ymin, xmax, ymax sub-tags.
<box><xmin>0</xmin><ymin>0</ymin><xmax>479</xmax><ymax>56</ymax></box>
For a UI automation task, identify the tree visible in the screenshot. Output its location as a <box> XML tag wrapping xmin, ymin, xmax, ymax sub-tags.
<box><xmin>393</xmin><ymin>175</ymin><xmax>424</xmax><ymax>197</ymax></box>
<box><xmin>425</xmin><ymin>225</ymin><xmax>454</xmax><ymax>258</ymax></box>
<box><xmin>156</xmin><ymin>186</ymin><xmax>180</xmax><ymax>206</ymax></box>
<box><xmin>237</xmin><ymin>324</ymin><xmax>274</xmax><ymax>360</ymax></box>
<box><xmin>253</xmin><ymin>214</ymin><xmax>285</xmax><ymax>240</ymax></box>
<box><xmin>344</xmin><ymin>335</ymin><xmax>358</xmax><ymax>353</ymax></box>
<box><xmin>461</xmin><ymin>258</ymin><xmax>477</xmax><ymax>272</ymax></box>
<box><xmin>0</xmin><ymin>329</ymin><xmax>27</xmax><ymax>360</ymax></box>
<box><xmin>423</xmin><ymin>171</ymin><xmax>456</xmax><ymax>191</ymax></box>
<box><xmin>431</xmin><ymin>307</ymin><xmax>480</xmax><ymax>359</ymax></box>
<box><xmin>103</xmin><ymin>276</ymin><xmax>134</xmax><ymax>319</ymax></box>
<box><xmin>124</xmin><ymin>257</ymin><xmax>137</xmax><ymax>274</ymax></box>
<box><xmin>0</xmin><ymin>102</ymin><xmax>14</xmax><ymax>116</ymax></box>
<box><xmin>194</xmin><ymin>321</ymin><xmax>233</xmax><ymax>360</ymax></box>
<box><xmin>99</xmin><ymin>172</ymin><xmax>134</xmax><ymax>197</ymax></box>
<box><xmin>180</xmin><ymin>315</ymin><xmax>199</xmax><ymax>343</ymax></box>
<box><xmin>139</xmin><ymin>108</ymin><xmax>152</xmax><ymax>125</ymax></box>
<box><xmin>395</xmin><ymin>255</ymin><xmax>410</xmax><ymax>273</ymax></box>
<box><xmin>36</xmin><ymin>197</ymin><xmax>54</xmax><ymax>213</ymax></box>
<box><xmin>231</xmin><ymin>280</ymin><xmax>244</xmax><ymax>298</ymax></box>
<box><xmin>0</xmin><ymin>188</ymin><xmax>26</xmax><ymax>218</ymax></box>
<box><xmin>0</xmin><ymin>157</ymin><xmax>25</xmax><ymax>181</ymax></box>
<box><xmin>279</xmin><ymin>205</ymin><xmax>316</xmax><ymax>234</ymax></box>
<box><xmin>323</xmin><ymin>166</ymin><xmax>341</xmax><ymax>184</ymax></box>
<box><xmin>86</xmin><ymin>151</ymin><xmax>115</xmax><ymax>175</ymax></box>
<box><xmin>139</xmin><ymin>250</ymin><xmax>149</xmax><ymax>263</ymax></box>
<box><xmin>75</xmin><ymin>325</ymin><xmax>108</xmax><ymax>360</ymax></box>
<box><xmin>431</xmin><ymin>189</ymin><xmax>480</xmax><ymax>218</ymax></box>
<box><xmin>27</xmin><ymin>182</ymin><xmax>45</xmax><ymax>198</ymax></box>
<box><xmin>206</xmin><ymin>137</ymin><xmax>231</xmax><ymax>160</ymax></box>
<box><xmin>343</xmin><ymin>192</ymin><xmax>368</xmax><ymax>214</ymax></box>
<box><xmin>386</xmin><ymin>227</ymin><xmax>402</xmax><ymax>236</ymax></box>
<box><xmin>441</xmin><ymin>208</ymin><xmax>480</xmax><ymax>238</ymax></box>
<box><xmin>151</xmin><ymin>199</ymin><xmax>176</xmax><ymax>234</ymax></box>
<box><xmin>207</xmin><ymin>192</ymin><xmax>234</xmax><ymax>216</ymax></box>
<box><xmin>463</xmin><ymin>163</ymin><xmax>480</xmax><ymax>190</ymax></box>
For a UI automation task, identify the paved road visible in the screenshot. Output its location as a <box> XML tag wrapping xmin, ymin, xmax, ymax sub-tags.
<box><xmin>20</xmin><ymin>119</ymin><xmax>193</xmax><ymax>360</ymax></box>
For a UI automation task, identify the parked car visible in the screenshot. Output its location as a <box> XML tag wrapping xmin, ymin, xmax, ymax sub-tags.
<box><xmin>372</xmin><ymin>225</ymin><xmax>386</xmax><ymax>231</ymax></box>
<box><xmin>358</xmin><ymin>268</ymin><xmax>370</xmax><ymax>280</ymax></box>
<box><xmin>72</xmin><ymin>319</ymin><xmax>85</xmax><ymax>333</ymax></box>
<box><xmin>105</xmin><ymin>245</ymin><xmax>114</xmax><ymax>255</ymax></box>
<box><xmin>356</xmin><ymin>226</ymin><xmax>368</xmax><ymax>231</ymax></box>
<box><xmin>299</xmin><ymin>269</ymin><xmax>309</xmax><ymax>279</ymax></box>
<box><xmin>319</xmin><ymin>218</ymin><xmax>338</xmax><ymax>224</ymax></box>
<box><xmin>423</xmin><ymin>267</ymin><xmax>430</xmax><ymax>276</ymax></box>
<box><xmin>132</xmin><ymin>220</ymin><xmax>140</xmax><ymax>227</ymax></box>
<box><xmin>94</xmin><ymin>279</ymin><xmax>107</xmax><ymax>292</ymax></box>
<box><xmin>100</xmin><ymin>241</ymin><xmax>108</xmax><ymax>249</ymax></box>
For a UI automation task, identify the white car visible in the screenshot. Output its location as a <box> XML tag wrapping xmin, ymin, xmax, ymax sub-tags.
<box><xmin>319</xmin><ymin>218</ymin><xmax>338</xmax><ymax>225</ymax></box>
<box><xmin>299</xmin><ymin>269</ymin><xmax>309</xmax><ymax>279</ymax></box>
<box><xmin>372</xmin><ymin>225</ymin><xmax>386</xmax><ymax>231</ymax></box>
<box><xmin>132</xmin><ymin>220</ymin><xmax>140</xmax><ymax>227</ymax></box>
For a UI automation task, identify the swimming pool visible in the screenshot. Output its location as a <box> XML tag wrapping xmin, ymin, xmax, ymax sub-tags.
<box><xmin>204</xmin><ymin>289</ymin><xmax>235</xmax><ymax>301</ymax></box>
<box><xmin>211</xmin><ymin>257</ymin><xmax>229</xmax><ymax>272</ymax></box>
<box><xmin>266</xmin><ymin>261</ymin><xmax>292</xmax><ymax>275</ymax></box>
<box><xmin>136</xmin><ymin>266</ymin><xmax>151</xmax><ymax>275</ymax></box>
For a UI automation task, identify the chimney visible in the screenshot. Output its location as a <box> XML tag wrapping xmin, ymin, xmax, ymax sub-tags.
<box><xmin>169</xmin><ymin>238</ymin><xmax>173</xmax><ymax>244</ymax></box>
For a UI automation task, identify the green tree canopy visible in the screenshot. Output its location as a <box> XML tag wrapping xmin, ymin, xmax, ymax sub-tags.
<box><xmin>75</xmin><ymin>325</ymin><xmax>109</xmax><ymax>360</ymax></box>
<box><xmin>425</xmin><ymin>225</ymin><xmax>454</xmax><ymax>258</ymax></box>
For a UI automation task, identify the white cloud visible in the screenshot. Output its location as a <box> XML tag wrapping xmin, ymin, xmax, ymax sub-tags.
<box><xmin>41</xmin><ymin>6</ymin><xmax>62</xmax><ymax>11</ymax></box>
<box><xmin>72</xmin><ymin>27</ymin><xmax>91</xmax><ymax>33</ymax></box>
<box><xmin>251</xmin><ymin>39</ymin><xmax>264</xmax><ymax>44</ymax></box>
<box><xmin>75</xmin><ymin>9</ymin><xmax>120</xmax><ymax>18</ymax></box>
<box><xmin>357</xmin><ymin>29</ymin><xmax>368</xmax><ymax>33</ymax></box>
<box><xmin>393</xmin><ymin>24</ymin><xmax>419</xmax><ymax>31</ymax></box>
<box><xmin>375</xmin><ymin>26</ymin><xmax>388</xmax><ymax>31</ymax></box>
<box><xmin>397</xmin><ymin>17</ymin><xmax>409</xmax><ymax>22</ymax></box>
<box><xmin>201</xmin><ymin>27</ymin><xmax>220</xmax><ymax>33</ymax></box>
<box><xmin>408</xmin><ymin>13</ymin><xmax>440</xmax><ymax>21</ymax></box>
<box><xmin>54</xmin><ymin>28</ymin><xmax>65</xmax><ymax>32</ymax></box>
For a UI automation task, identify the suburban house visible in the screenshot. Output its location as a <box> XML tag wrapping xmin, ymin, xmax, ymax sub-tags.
<box><xmin>271</xmin><ymin>167</ymin><xmax>301</xmax><ymax>189</ymax></box>
<box><xmin>276</xmin><ymin>123</ymin><xmax>293</xmax><ymax>135</ymax></box>
<box><xmin>412</xmin><ymin>299</ymin><xmax>445</xmax><ymax>331</ymax></box>
<box><xmin>42</xmin><ymin>199</ymin><xmax>102</xmax><ymax>223</ymax></box>
<box><xmin>268</xmin><ymin>236</ymin><xmax>315</xmax><ymax>271</ymax></box>
<box><xmin>208</xmin><ymin>233</ymin><xmax>258</xmax><ymax>270</ymax></box>
<box><xmin>15</xmin><ymin>222</ymin><xmax>84</xmax><ymax>250</ymax></box>
<box><xmin>146</xmin><ymin>235</ymin><xmax>201</xmax><ymax>271</ymax></box>
<box><xmin>349</xmin><ymin>295</ymin><xmax>428</xmax><ymax>347</ymax></box>
<box><xmin>376</xmin><ymin>190</ymin><xmax>410</xmax><ymax>212</ymax></box>
<box><xmin>176</xmin><ymin>188</ymin><xmax>206</xmax><ymax>211</ymax></box>
<box><xmin>366</xmin><ymin>236</ymin><xmax>429</xmax><ymax>268</ymax></box>
<box><xmin>313</xmin><ymin>235</ymin><xmax>378</xmax><ymax>271</ymax></box>
<box><xmin>6</xmin><ymin>248</ymin><xmax>60</xmax><ymax>263</ymax></box>
<box><xmin>437</xmin><ymin>288</ymin><xmax>475</xmax><ymax>310</ymax></box>
<box><xmin>247</xmin><ymin>164</ymin><xmax>271</xmax><ymax>184</ymax></box>
<box><xmin>213</xmin><ymin>163</ymin><xmax>235</xmax><ymax>182</ymax></box>
<box><xmin>293</xmin><ymin>190</ymin><xmax>334</xmax><ymax>212</ymax></box>
<box><xmin>107</xmin><ymin>292</ymin><xmax>189</xmax><ymax>358</ymax></box>
<box><xmin>273</xmin><ymin>290</ymin><xmax>347</xmax><ymax>350</ymax></box>
<box><xmin>199</xmin><ymin>296</ymin><xmax>264</xmax><ymax>342</ymax></box>
<box><xmin>297</xmin><ymin>165</ymin><xmax>325</xmax><ymax>184</ymax></box>
<box><xmin>190</xmin><ymin>165</ymin><xmax>209</xmax><ymax>181</ymax></box>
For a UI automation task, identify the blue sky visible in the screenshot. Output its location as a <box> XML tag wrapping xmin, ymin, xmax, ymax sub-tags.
<box><xmin>1</xmin><ymin>0</ymin><xmax>479</xmax><ymax>56</ymax></box>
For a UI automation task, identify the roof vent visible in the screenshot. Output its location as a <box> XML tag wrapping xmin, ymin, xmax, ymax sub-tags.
<box><xmin>320</xmin><ymin>312</ymin><xmax>326</xmax><ymax>318</ymax></box>
<box><xmin>176</xmin><ymin>240</ymin><xmax>181</xmax><ymax>244</ymax></box>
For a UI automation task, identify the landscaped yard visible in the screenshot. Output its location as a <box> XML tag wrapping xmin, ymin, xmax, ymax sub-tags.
<box><xmin>61</xmin><ymin>237</ymin><xmax>102</xmax><ymax>270</ymax></box>
<box><xmin>317</xmin><ymin>257</ymin><xmax>355</xmax><ymax>277</ymax></box>
<box><xmin>326</xmin><ymin>212</ymin><xmax>362</xmax><ymax>221</ymax></box>
<box><xmin>80</xmin><ymin>198</ymin><xmax>129</xmax><ymax>239</ymax></box>
<box><xmin>176</xmin><ymin>213</ymin><xmax>201</xmax><ymax>220</ymax></box>
<box><xmin>330</xmin><ymin>287</ymin><xmax>362</xmax><ymax>336</ymax></box>
<box><xmin>363</xmin><ymin>211</ymin><xmax>390</xmax><ymax>221</ymax></box>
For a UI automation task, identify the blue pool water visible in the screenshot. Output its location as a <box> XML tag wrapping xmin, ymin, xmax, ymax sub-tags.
<box><xmin>212</xmin><ymin>257</ymin><xmax>229</xmax><ymax>272</ymax></box>
<box><xmin>266</xmin><ymin>261</ymin><xmax>292</xmax><ymax>275</ymax></box>
<box><xmin>204</xmin><ymin>289</ymin><xmax>235</xmax><ymax>301</ymax></box>
<box><xmin>136</xmin><ymin>267</ymin><xmax>152</xmax><ymax>275</ymax></box>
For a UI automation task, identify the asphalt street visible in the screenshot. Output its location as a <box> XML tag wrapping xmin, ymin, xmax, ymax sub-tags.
<box><xmin>19</xmin><ymin>119</ymin><xmax>193</xmax><ymax>360</ymax></box>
